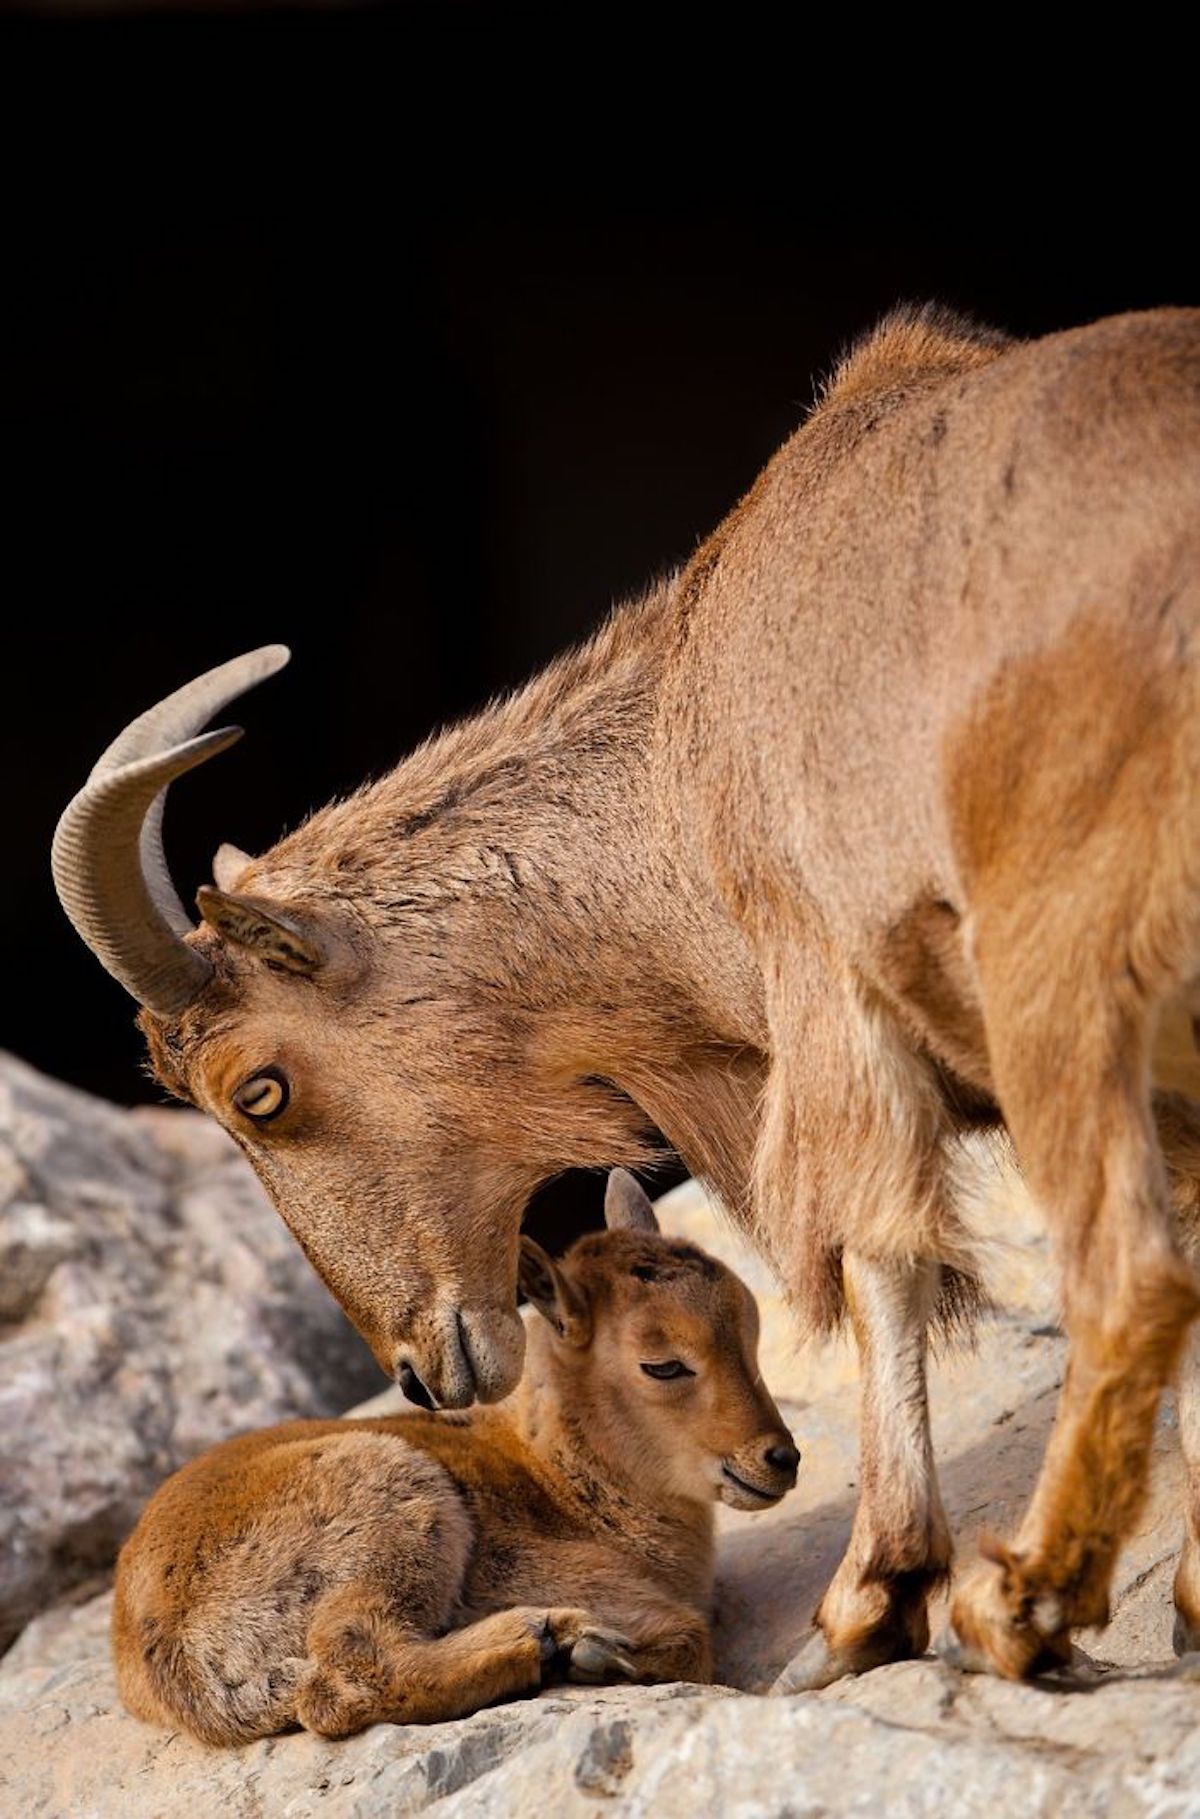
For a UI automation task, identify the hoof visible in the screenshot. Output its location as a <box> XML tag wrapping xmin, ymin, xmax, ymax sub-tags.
<box><xmin>567</xmin><ymin>1627</ymin><xmax>637</xmax><ymax>1686</ymax></box>
<box><xmin>1173</xmin><ymin>1609</ymin><xmax>1200</xmax><ymax>1659</ymax></box>
<box><xmin>938</xmin><ymin>1623</ymin><xmax>1100</xmax><ymax>1684</ymax></box>
<box><xmin>949</xmin><ymin>1559</ymin><xmax>1075</xmax><ymax>1682</ymax></box>
<box><xmin>771</xmin><ymin>1629</ymin><xmax>848</xmax><ymax>1694</ymax></box>
<box><xmin>934</xmin><ymin>1621</ymin><xmax>992</xmax><ymax>1676</ymax></box>
<box><xmin>295</xmin><ymin>1665</ymin><xmax>375</xmax><ymax>1739</ymax></box>
<box><xmin>771</xmin><ymin>1622</ymin><xmax>918</xmax><ymax>1695</ymax></box>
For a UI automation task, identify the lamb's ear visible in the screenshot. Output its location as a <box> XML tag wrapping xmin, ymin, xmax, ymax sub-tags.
<box><xmin>196</xmin><ymin>886</ymin><xmax>324</xmax><ymax>975</ymax></box>
<box><xmin>604</xmin><ymin>1168</ymin><xmax>660</xmax><ymax>1233</ymax></box>
<box><xmin>518</xmin><ymin>1237</ymin><xmax>591</xmax><ymax>1346</ymax></box>
<box><xmin>212</xmin><ymin>843</ymin><xmax>254</xmax><ymax>892</ymax></box>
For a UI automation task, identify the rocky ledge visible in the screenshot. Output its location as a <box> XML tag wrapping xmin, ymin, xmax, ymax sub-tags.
<box><xmin>0</xmin><ymin>1053</ymin><xmax>380</xmax><ymax>1652</ymax></box>
<box><xmin>3</xmin><ymin>1061</ymin><xmax>1199</xmax><ymax>1815</ymax></box>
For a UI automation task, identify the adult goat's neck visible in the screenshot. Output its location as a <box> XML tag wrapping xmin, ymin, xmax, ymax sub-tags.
<box><xmin>254</xmin><ymin>578</ymin><xmax>767</xmax><ymax>1212</ymax></box>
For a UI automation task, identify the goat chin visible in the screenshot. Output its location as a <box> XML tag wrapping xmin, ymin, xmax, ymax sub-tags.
<box><xmin>457</xmin><ymin>1305</ymin><xmax>527</xmax><ymax>1405</ymax></box>
<box><xmin>718</xmin><ymin>1465</ymin><xmax>785</xmax><ymax>1511</ymax></box>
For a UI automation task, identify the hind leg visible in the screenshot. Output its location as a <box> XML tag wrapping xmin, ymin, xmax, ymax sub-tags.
<box><xmin>1174</xmin><ymin>1321</ymin><xmax>1200</xmax><ymax>1655</ymax></box>
<box><xmin>1157</xmin><ymin>1090</ymin><xmax>1200</xmax><ymax>1654</ymax></box>
<box><xmin>296</xmin><ymin>1592</ymin><xmax>605</xmax><ymax>1737</ymax></box>
<box><xmin>947</xmin><ymin>943</ymin><xmax>1200</xmax><ymax>1678</ymax></box>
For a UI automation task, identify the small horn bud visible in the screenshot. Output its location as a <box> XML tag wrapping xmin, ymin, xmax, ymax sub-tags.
<box><xmin>604</xmin><ymin>1169</ymin><xmax>660</xmax><ymax>1233</ymax></box>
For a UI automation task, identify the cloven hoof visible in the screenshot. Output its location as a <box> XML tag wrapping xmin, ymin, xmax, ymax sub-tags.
<box><xmin>771</xmin><ymin>1628</ymin><xmax>867</xmax><ymax>1695</ymax></box>
<box><xmin>1173</xmin><ymin>1610</ymin><xmax>1200</xmax><ymax>1659</ymax></box>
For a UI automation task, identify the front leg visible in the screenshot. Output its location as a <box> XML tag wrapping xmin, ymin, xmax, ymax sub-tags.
<box><xmin>753</xmin><ymin>960</ymin><xmax>957</xmax><ymax>1690</ymax></box>
<box><xmin>774</xmin><ymin>1252</ymin><xmax>950</xmax><ymax>1691</ymax></box>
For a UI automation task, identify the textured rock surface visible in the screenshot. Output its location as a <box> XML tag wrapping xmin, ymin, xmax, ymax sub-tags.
<box><xmin>3</xmin><ymin>1128</ymin><xmax>1199</xmax><ymax>1814</ymax></box>
<box><xmin>0</xmin><ymin>1053</ymin><xmax>381</xmax><ymax>1651</ymax></box>
<box><xmin>3</xmin><ymin>1599</ymin><xmax>1199</xmax><ymax>1817</ymax></box>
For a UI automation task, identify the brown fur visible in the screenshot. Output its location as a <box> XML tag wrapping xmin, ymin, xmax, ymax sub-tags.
<box><xmin>112</xmin><ymin>302</ymin><xmax>1200</xmax><ymax>1681</ymax></box>
<box><xmin>112</xmin><ymin>1193</ymin><xmax>795</xmax><ymax>1742</ymax></box>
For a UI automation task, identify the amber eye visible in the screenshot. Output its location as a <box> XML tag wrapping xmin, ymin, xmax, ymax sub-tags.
<box><xmin>640</xmin><ymin>1360</ymin><xmax>695</xmax><ymax>1380</ymax></box>
<box><xmin>233</xmin><ymin>1068</ymin><xmax>290</xmax><ymax>1122</ymax></box>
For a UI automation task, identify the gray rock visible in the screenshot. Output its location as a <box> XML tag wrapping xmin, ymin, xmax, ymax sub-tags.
<box><xmin>0</xmin><ymin>1052</ymin><xmax>381</xmax><ymax>1651</ymax></box>
<box><xmin>2</xmin><ymin>1606</ymin><xmax>1200</xmax><ymax>1817</ymax></box>
<box><xmin>0</xmin><ymin>1199</ymin><xmax>76</xmax><ymax>1322</ymax></box>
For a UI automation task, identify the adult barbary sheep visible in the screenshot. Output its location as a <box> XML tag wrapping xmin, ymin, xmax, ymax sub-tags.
<box><xmin>112</xmin><ymin>1172</ymin><xmax>797</xmax><ymax>1742</ymax></box>
<box><xmin>54</xmin><ymin>304</ymin><xmax>1200</xmax><ymax>1685</ymax></box>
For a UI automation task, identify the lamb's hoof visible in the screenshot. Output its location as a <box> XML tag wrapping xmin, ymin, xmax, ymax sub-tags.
<box><xmin>567</xmin><ymin>1627</ymin><xmax>637</xmax><ymax>1685</ymax></box>
<box><xmin>295</xmin><ymin>1665</ymin><xmax>375</xmax><ymax>1740</ymax></box>
<box><xmin>537</xmin><ymin>1617</ymin><xmax>560</xmax><ymax>1666</ymax></box>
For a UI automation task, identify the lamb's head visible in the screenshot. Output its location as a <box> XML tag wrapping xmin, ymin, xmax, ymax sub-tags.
<box><xmin>51</xmin><ymin>649</ymin><xmax>657</xmax><ymax>1410</ymax></box>
<box><xmin>518</xmin><ymin>1169</ymin><xmax>799</xmax><ymax>1509</ymax></box>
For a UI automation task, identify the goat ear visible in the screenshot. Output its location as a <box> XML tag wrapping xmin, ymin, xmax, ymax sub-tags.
<box><xmin>604</xmin><ymin>1168</ymin><xmax>660</xmax><ymax>1233</ymax></box>
<box><xmin>196</xmin><ymin>886</ymin><xmax>324</xmax><ymax>975</ymax></box>
<box><xmin>212</xmin><ymin>843</ymin><xmax>254</xmax><ymax>892</ymax></box>
<box><xmin>518</xmin><ymin>1237</ymin><xmax>591</xmax><ymax>1346</ymax></box>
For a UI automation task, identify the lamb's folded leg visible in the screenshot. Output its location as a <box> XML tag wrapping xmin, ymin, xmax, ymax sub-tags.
<box><xmin>296</xmin><ymin>1594</ymin><xmax>566</xmax><ymax>1737</ymax></box>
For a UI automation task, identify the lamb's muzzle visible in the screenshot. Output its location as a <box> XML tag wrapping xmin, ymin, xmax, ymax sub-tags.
<box><xmin>719</xmin><ymin>1432</ymin><xmax>800</xmax><ymax>1508</ymax></box>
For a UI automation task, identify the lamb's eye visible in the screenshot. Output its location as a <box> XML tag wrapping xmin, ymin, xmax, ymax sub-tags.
<box><xmin>233</xmin><ymin>1069</ymin><xmax>289</xmax><ymax>1122</ymax></box>
<box><xmin>640</xmin><ymin>1360</ymin><xmax>694</xmax><ymax>1380</ymax></box>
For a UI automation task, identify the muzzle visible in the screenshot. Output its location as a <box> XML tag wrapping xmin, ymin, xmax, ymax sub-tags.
<box><xmin>393</xmin><ymin>1301</ymin><xmax>526</xmax><ymax>1410</ymax></box>
<box><xmin>719</xmin><ymin>1430</ymin><xmax>800</xmax><ymax>1509</ymax></box>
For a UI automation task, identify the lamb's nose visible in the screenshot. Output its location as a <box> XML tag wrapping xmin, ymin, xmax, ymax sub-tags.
<box><xmin>397</xmin><ymin>1361</ymin><xmax>436</xmax><ymax>1411</ymax></box>
<box><xmin>764</xmin><ymin>1442</ymin><xmax>800</xmax><ymax>1476</ymax></box>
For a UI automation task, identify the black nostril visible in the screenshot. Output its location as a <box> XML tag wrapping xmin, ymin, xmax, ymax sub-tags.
<box><xmin>765</xmin><ymin>1442</ymin><xmax>800</xmax><ymax>1474</ymax></box>
<box><xmin>398</xmin><ymin>1362</ymin><xmax>436</xmax><ymax>1411</ymax></box>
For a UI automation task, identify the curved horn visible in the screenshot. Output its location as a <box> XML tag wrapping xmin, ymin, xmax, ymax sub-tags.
<box><xmin>51</xmin><ymin>646</ymin><xmax>291</xmax><ymax>1016</ymax></box>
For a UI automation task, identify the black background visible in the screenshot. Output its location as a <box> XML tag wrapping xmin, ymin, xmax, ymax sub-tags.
<box><xmin>2</xmin><ymin>10</ymin><xmax>1197</xmax><ymax>1238</ymax></box>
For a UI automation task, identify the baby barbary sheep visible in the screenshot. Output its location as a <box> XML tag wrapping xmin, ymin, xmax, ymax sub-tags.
<box><xmin>113</xmin><ymin>1171</ymin><xmax>799</xmax><ymax>1742</ymax></box>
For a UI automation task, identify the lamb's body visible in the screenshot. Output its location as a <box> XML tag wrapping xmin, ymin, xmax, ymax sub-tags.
<box><xmin>113</xmin><ymin>1181</ymin><xmax>796</xmax><ymax>1743</ymax></box>
<box><xmin>114</xmin><ymin>1408</ymin><xmax>705</xmax><ymax>1744</ymax></box>
<box><xmin>57</xmin><ymin>304</ymin><xmax>1200</xmax><ymax>1687</ymax></box>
